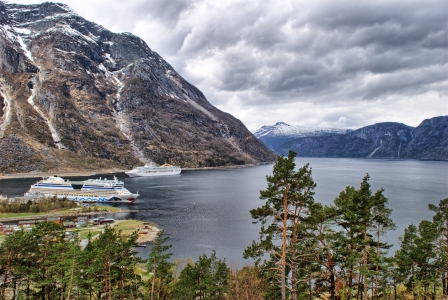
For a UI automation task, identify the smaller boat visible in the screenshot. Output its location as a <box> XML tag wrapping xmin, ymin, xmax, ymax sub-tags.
<box><xmin>125</xmin><ymin>163</ymin><xmax>182</xmax><ymax>177</ymax></box>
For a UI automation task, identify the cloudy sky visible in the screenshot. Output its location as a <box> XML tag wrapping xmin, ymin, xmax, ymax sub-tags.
<box><xmin>10</xmin><ymin>0</ymin><xmax>448</xmax><ymax>131</ymax></box>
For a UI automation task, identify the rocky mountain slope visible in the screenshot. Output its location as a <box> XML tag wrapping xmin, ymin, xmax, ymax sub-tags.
<box><xmin>253</xmin><ymin>122</ymin><xmax>351</xmax><ymax>151</ymax></box>
<box><xmin>0</xmin><ymin>2</ymin><xmax>275</xmax><ymax>174</ymax></box>
<box><xmin>400</xmin><ymin>116</ymin><xmax>448</xmax><ymax>160</ymax></box>
<box><xmin>274</xmin><ymin>116</ymin><xmax>447</xmax><ymax>160</ymax></box>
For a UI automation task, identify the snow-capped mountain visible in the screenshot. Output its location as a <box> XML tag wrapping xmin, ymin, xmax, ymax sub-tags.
<box><xmin>0</xmin><ymin>2</ymin><xmax>275</xmax><ymax>174</ymax></box>
<box><xmin>253</xmin><ymin>122</ymin><xmax>351</xmax><ymax>151</ymax></box>
<box><xmin>264</xmin><ymin>117</ymin><xmax>448</xmax><ymax>160</ymax></box>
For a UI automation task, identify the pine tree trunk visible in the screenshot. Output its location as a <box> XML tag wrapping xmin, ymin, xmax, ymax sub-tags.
<box><xmin>281</xmin><ymin>187</ymin><xmax>289</xmax><ymax>300</ymax></box>
<box><xmin>2</xmin><ymin>252</ymin><xmax>12</xmax><ymax>298</ymax></box>
<box><xmin>291</xmin><ymin>260</ymin><xmax>297</xmax><ymax>300</ymax></box>
<box><xmin>393</xmin><ymin>280</ymin><xmax>397</xmax><ymax>300</ymax></box>
<box><xmin>151</xmin><ymin>258</ymin><xmax>157</xmax><ymax>300</ymax></box>
<box><xmin>444</xmin><ymin>274</ymin><xmax>447</xmax><ymax>297</ymax></box>
<box><xmin>325</xmin><ymin>251</ymin><xmax>336</xmax><ymax>300</ymax></box>
<box><xmin>12</xmin><ymin>279</ymin><xmax>16</xmax><ymax>300</ymax></box>
<box><xmin>445</xmin><ymin>219</ymin><xmax>448</xmax><ymax>297</ymax></box>
<box><xmin>26</xmin><ymin>278</ymin><xmax>30</xmax><ymax>298</ymax></box>
<box><xmin>412</xmin><ymin>264</ymin><xmax>416</xmax><ymax>299</ymax></box>
<box><xmin>349</xmin><ymin>239</ymin><xmax>354</xmax><ymax>290</ymax></box>
<box><xmin>375</xmin><ymin>224</ymin><xmax>380</xmax><ymax>299</ymax></box>
<box><xmin>290</xmin><ymin>206</ymin><xmax>301</xmax><ymax>300</ymax></box>
<box><xmin>363</xmin><ymin>225</ymin><xmax>368</xmax><ymax>300</ymax></box>
<box><xmin>309</xmin><ymin>278</ymin><xmax>312</xmax><ymax>300</ymax></box>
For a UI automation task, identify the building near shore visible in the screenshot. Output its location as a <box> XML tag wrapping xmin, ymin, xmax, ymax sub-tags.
<box><xmin>47</xmin><ymin>216</ymin><xmax>62</xmax><ymax>224</ymax></box>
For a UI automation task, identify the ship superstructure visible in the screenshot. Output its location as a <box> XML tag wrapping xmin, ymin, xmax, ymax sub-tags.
<box><xmin>125</xmin><ymin>163</ymin><xmax>182</xmax><ymax>177</ymax></box>
<box><xmin>25</xmin><ymin>176</ymin><xmax>139</xmax><ymax>203</ymax></box>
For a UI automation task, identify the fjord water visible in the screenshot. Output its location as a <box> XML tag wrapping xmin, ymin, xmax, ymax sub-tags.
<box><xmin>1</xmin><ymin>158</ymin><xmax>447</xmax><ymax>267</ymax></box>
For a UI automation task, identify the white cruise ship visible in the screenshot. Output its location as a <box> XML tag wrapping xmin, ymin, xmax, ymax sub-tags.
<box><xmin>125</xmin><ymin>163</ymin><xmax>182</xmax><ymax>177</ymax></box>
<box><xmin>25</xmin><ymin>176</ymin><xmax>139</xmax><ymax>203</ymax></box>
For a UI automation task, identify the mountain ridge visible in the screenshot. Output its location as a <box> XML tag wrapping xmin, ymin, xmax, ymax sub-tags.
<box><xmin>256</xmin><ymin>116</ymin><xmax>447</xmax><ymax>160</ymax></box>
<box><xmin>0</xmin><ymin>1</ymin><xmax>276</xmax><ymax>174</ymax></box>
<box><xmin>253</xmin><ymin>122</ymin><xmax>352</xmax><ymax>151</ymax></box>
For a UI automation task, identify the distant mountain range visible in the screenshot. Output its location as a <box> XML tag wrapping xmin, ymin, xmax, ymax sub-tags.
<box><xmin>253</xmin><ymin>116</ymin><xmax>448</xmax><ymax>160</ymax></box>
<box><xmin>253</xmin><ymin>122</ymin><xmax>352</xmax><ymax>150</ymax></box>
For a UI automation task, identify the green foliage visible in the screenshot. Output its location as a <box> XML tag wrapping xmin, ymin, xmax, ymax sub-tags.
<box><xmin>0</xmin><ymin>223</ymin><xmax>141</xmax><ymax>299</ymax></box>
<box><xmin>394</xmin><ymin>198</ymin><xmax>448</xmax><ymax>298</ymax></box>
<box><xmin>429</xmin><ymin>198</ymin><xmax>448</xmax><ymax>297</ymax></box>
<box><xmin>172</xmin><ymin>250</ymin><xmax>230</xmax><ymax>300</ymax></box>
<box><xmin>244</xmin><ymin>150</ymin><xmax>317</xmax><ymax>300</ymax></box>
<box><xmin>147</xmin><ymin>230</ymin><xmax>175</xmax><ymax>300</ymax></box>
<box><xmin>333</xmin><ymin>174</ymin><xmax>395</xmax><ymax>298</ymax></box>
<box><xmin>0</xmin><ymin>196</ymin><xmax>77</xmax><ymax>214</ymax></box>
<box><xmin>226</xmin><ymin>265</ymin><xmax>268</xmax><ymax>300</ymax></box>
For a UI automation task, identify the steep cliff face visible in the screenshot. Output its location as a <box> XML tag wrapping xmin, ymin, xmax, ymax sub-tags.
<box><xmin>275</xmin><ymin>117</ymin><xmax>447</xmax><ymax>160</ymax></box>
<box><xmin>0</xmin><ymin>2</ymin><xmax>275</xmax><ymax>174</ymax></box>
<box><xmin>401</xmin><ymin>116</ymin><xmax>448</xmax><ymax>160</ymax></box>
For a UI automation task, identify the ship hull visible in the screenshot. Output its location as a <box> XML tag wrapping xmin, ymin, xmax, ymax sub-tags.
<box><xmin>25</xmin><ymin>193</ymin><xmax>138</xmax><ymax>203</ymax></box>
<box><xmin>25</xmin><ymin>176</ymin><xmax>139</xmax><ymax>203</ymax></box>
<box><xmin>125</xmin><ymin>164</ymin><xmax>182</xmax><ymax>177</ymax></box>
<box><xmin>126</xmin><ymin>169</ymin><xmax>181</xmax><ymax>177</ymax></box>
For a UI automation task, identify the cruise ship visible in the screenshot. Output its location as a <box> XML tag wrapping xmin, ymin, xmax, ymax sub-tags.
<box><xmin>25</xmin><ymin>176</ymin><xmax>139</xmax><ymax>203</ymax></box>
<box><xmin>125</xmin><ymin>163</ymin><xmax>182</xmax><ymax>177</ymax></box>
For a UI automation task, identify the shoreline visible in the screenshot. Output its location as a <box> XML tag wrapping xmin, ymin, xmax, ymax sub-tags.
<box><xmin>0</xmin><ymin>161</ymin><xmax>274</xmax><ymax>180</ymax></box>
<box><xmin>0</xmin><ymin>212</ymin><xmax>161</xmax><ymax>245</ymax></box>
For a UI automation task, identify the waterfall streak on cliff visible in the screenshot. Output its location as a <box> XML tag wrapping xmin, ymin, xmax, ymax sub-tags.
<box><xmin>0</xmin><ymin>90</ymin><xmax>11</xmax><ymax>138</ymax></box>
<box><xmin>110</xmin><ymin>71</ymin><xmax>146</xmax><ymax>162</ymax></box>
<box><xmin>27</xmin><ymin>88</ymin><xmax>65</xmax><ymax>149</ymax></box>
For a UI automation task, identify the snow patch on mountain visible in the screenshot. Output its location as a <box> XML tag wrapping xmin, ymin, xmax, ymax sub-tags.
<box><xmin>253</xmin><ymin>122</ymin><xmax>351</xmax><ymax>138</ymax></box>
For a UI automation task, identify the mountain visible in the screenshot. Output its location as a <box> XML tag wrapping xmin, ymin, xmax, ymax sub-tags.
<box><xmin>0</xmin><ymin>2</ymin><xmax>275</xmax><ymax>174</ymax></box>
<box><xmin>400</xmin><ymin>116</ymin><xmax>448</xmax><ymax>160</ymax></box>
<box><xmin>253</xmin><ymin>122</ymin><xmax>351</xmax><ymax>151</ymax></box>
<box><xmin>274</xmin><ymin>116</ymin><xmax>447</xmax><ymax>160</ymax></box>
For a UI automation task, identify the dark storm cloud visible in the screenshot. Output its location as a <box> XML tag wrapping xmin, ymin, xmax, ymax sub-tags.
<box><xmin>179</xmin><ymin>1</ymin><xmax>270</xmax><ymax>55</ymax></box>
<box><xmin>198</xmin><ymin>0</ymin><xmax>447</xmax><ymax>106</ymax></box>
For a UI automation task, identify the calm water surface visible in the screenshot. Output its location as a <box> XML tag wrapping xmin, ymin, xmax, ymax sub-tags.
<box><xmin>1</xmin><ymin>158</ymin><xmax>447</xmax><ymax>267</ymax></box>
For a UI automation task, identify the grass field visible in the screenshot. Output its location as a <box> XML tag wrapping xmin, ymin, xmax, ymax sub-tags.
<box><xmin>1</xmin><ymin>219</ymin><xmax>159</xmax><ymax>246</ymax></box>
<box><xmin>67</xmin><ymin>220</ymin><xmax>148</xmax><ymax>236</ymax></box>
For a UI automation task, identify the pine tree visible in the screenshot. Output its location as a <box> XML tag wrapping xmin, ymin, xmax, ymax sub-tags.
<box><xmin>308</xmin><ymin>202</ymin><xmax>340</xmax><ymax>299</ymax></box>
<box><xmin>0</xmin><ymin>228</ymin><xmax>39</xmax><ymax>298</ymax></box>
<box><xmin>334</xmin><ymin>174</ymin><xmax>395</xmax><ymax>299</ymax></box>
<box><xmin>395</xmin><ymin>220</ymin><xmax>438</xmax><ymax>298</ymax></box>
<box><xmin>244</xmin><ymin>150</ymin><xmax>316</xmax><ymax>300</ymax></box>
<box><xmin>147</xmin><ymin>230</ymin><xmax>174</xmax><ymax>300</ymax></box>
<box><xmin>225</xmin><ymin>265</ymin><xmax>268</xmax><ymax>300</ymax></box>
<box><xmin>82</xmin><ymin>226</ymin><xmax>141</xmax><ymax>299</ymax></box>
<box><xmin>32</xmin><ymin>222</ymin><xmax>70</xmax><ymax>299</ymax></box>
<box><xmin>172</xmin><ymin>250</ymin><xmax>229</xmax><ymax>300</ymax></box>
<box><xmin>429</xmin><ymin>198</ymin><xmax>448</xmax><ymax>296</ymax></box>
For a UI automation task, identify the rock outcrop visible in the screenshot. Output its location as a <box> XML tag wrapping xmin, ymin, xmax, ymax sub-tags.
<box><xmin>401</xmin><ymin>116</ymin><xmax>448</xmax><ymax>160</ymax></box>
<box><xmin>0</xmin><ymin>2</ymin><xmax>275</xmax><ymax>174</ymax></box>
